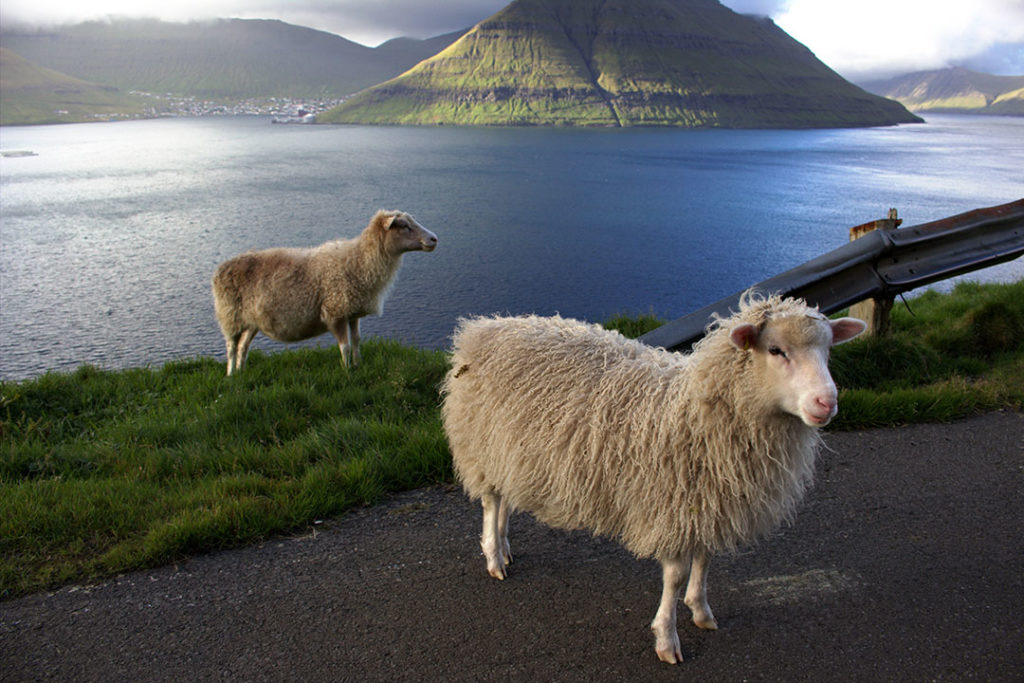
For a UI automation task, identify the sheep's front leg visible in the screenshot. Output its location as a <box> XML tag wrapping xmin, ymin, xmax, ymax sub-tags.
<box><xmin>497</xmin><ymin>494</ymin><xmax>512</xmax><ymax>567</ymax></box>
<box><xmin>327</xmin><ymin>317</ymin><xmax>352</xmax><ymax>369</ymax></box>
<box><xmin>684</xmin><ymin>549</ymin><xmax>718</xmax><ymax>630</ymax></box>
<box><xmin>480</xmin><ymin>491</ymin><xmax>511</xmax><ymax>580</ymax></box>
<box><xmin>651</xmin><ymin>555</ymin><xmax>686</xmax><ymax>664</ymax></box>
<box><xmin>348</xmin><ymin>317</ymin><xmax>361</xmax><ymax>368</ymax></box>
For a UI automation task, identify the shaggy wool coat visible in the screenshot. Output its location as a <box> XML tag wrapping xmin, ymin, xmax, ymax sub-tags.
<box><xmin>442</xmin><ymin>296</ymin><xmax>822</xmax><ymax>560</ymax></box>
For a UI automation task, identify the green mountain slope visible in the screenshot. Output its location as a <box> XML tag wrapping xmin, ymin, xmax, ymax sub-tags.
<box><xmin>320</xmin><ymin>0</ymin><xmax>921</xmax><ymax>128</ymax></box>
<box><xmin>0</xmin><ymin>48</ymin><xmax>147</xmax><ymax>125</ymax></box>
<box><xmin>861</xmin><ymin>67</ymin><xmax>1024</xmax><ymax>115</ymax></box>
<box><xmin>1</xmin><ymin>19</ymin><xmax>464</xmax><ymax>99</ymax></box>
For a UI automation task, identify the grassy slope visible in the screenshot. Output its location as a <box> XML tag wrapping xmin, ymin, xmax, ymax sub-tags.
<box><xmin>1</xmin><ymin>19</ymin><xmax>458</xmax><ymax>100</ymax></box>
<box><xmin>989</xmin><ymin>87</ymin><xmax>1024</xmax><ymax>115</ymax></box>
<box><xmin>321</xmin><ymin>0</ymin><xmax>920</xmax><ymax>127</ymax></box>
<box><xmin>1</xmin><ymin>341</ymin><xmax>450</xmax><ymax>597</ymax></box>
<box><xmin>0</xmin><ymin>48</ymin><xmax>147</xmax><ymax>125</ymax></box>
<box><xmin>2</xmin><ymin>280</ymin><xmax>1022</xmax><ymax>597</ymax></box>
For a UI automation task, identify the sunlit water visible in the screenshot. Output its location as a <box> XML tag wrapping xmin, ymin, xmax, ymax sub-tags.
<box><xmin>1</xmin><ymin>114</ymin><xmax>1022</xmax><ymax>380</ymax></box>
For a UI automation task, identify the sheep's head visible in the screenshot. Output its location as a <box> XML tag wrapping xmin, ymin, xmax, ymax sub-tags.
<box><xmin>376</xmin><ymin>210</ymin><xmax>438</xmax><ymax>254</ymax></box>
<box><xmin>728</xmin><ymin>306</ymin><xmax>864</xmax><ymax>427</ymax></box>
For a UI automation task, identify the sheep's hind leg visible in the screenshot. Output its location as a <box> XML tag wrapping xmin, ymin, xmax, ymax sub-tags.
<box><xmin>235</xmin><ymin>328</ymin><xmax>257</xmax><ymax>373</ymax></box>
<box><xmin>480</xmin><ymin>491</ymin><xmax>510</xmax><ymax>580</ymax></box>
<box><xmin>226</xmin><ymin>328</ymin><xmax>257</xmax><ymax>375</ymax></box>
<box><xmin>651</xmin><ymin>555</ymin><xmax>686</xmax><ymax>664</ymax></box>
<box><xmin>224</xmin><ymin>334</ymin><xmax>239</xmax><ymax>376</ymax></box>
<box><xmin>684</xmin><ymin>549</ymin><xmax>718</xmax><ymax>630</ymax></box>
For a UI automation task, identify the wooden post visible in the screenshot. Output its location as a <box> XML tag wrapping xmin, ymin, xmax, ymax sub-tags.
<box><xmin>848</xmin><ymin>208</ymin><xmax>900</xmax><ymax>336</ymax></box>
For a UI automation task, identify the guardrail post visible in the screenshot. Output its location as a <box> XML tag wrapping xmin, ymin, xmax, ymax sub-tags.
<box><xmin>848</xmin><ymin>208</ymin><xmax>900</xmax><ymax>336</ymax></box>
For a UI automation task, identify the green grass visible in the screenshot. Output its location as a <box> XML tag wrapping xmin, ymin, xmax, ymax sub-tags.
<box><xmin>1</xmin><ymin>340</ymin><xmax>450</xmax><ymax>598</ymax></box>
<box><xmin>2</xmin><ymin>281</ymin><xmax>1022</xmax><ymax>598</ymax></box>
<box><xmin>828</xmin><ymin>281</ymin><xmax>1024</xmax><ymax>427</ymax></box>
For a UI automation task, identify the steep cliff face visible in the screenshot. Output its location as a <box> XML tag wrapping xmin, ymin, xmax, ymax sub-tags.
<box><xmin>321</xmin><ymin>0</ymin><xmax>921</xmax><ymax>128</ymax></box>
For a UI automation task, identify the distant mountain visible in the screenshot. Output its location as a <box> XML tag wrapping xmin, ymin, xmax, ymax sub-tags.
<box><xmin>0</xmin><ymin>19</ymin><xmax>465</xmax><ymax>100</ymax></box>
<box><xmin>860</xmin><ymin>67</ymin><xmax>1024</xmax><ymax>116</ymax></box>
<box><xmin>374</xmin><ymin>30</ymin><xmax>470</xmax><ymax>67</ymax></box>
<box><xmin>0</xmin><ymin>47</ymin><xmax>147</xmax><ymax>125</ymax></box>
<box><xmin>320</xmin><ymin>0</ymin><xmax>920</xmax><ymax>128</ymax></box>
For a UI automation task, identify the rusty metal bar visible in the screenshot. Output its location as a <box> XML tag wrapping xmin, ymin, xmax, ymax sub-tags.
<box><xmin>638</xmin><ymin>198</ymin><xmax>1024</xmax><ymax>352</ymax></box>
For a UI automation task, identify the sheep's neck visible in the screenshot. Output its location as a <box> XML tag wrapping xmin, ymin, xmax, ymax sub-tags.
<box><xmin>353</xmin><ymin>239</ymin><xmax>402</xmax><ymax>288</ymax></box>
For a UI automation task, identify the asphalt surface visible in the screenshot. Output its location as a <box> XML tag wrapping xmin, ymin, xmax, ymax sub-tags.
<box><xmin>2</xmin><ymin>411</ymin><xmax>1022</xmax><ymax>682</ymax></box>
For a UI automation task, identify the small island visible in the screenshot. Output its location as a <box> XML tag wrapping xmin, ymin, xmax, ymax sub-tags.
<box><xmin>320</xmin><ymin>0</ymin><xmax>921</xmax><ymax>128</ymax></box>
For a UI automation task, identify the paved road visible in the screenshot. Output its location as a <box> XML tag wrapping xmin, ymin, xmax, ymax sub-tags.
<box><xmin>2</xmin><ymin>411</ymin><xmax>1022</xmax><ymax>682</ymax></box>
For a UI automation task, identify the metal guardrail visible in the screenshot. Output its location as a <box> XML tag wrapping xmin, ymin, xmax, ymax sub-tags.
<box><xmin>638</xmin><ymin>198</ymin><xmax>1024</xmax><ymax>351</ymax></box>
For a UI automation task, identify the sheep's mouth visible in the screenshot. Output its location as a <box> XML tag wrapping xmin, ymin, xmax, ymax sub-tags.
<box><xmin>421</xmin><ymin>242</ymin><xmax>437</xmax><ymax>252</ymax></box>
<box><xmin>802</xmin><ymin>410</ymin><xmax>833</xmax><ymax>427</ymax></box>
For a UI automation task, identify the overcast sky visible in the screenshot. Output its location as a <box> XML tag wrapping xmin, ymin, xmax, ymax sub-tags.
<box><xmin>2</xmin><ymin>0</ymin><xmax>1023</xmax><ymax>80</ymax></box>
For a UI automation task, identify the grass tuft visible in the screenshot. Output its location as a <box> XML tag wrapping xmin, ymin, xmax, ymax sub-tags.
<box><xmin>828</xmin><ymin>280</ymin><xmax>1024</xmax><ymax>427</ymax></box>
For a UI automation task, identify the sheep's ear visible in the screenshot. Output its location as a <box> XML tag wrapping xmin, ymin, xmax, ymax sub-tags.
<box><xmin>729</xmin><ymin>323</ymin><xmax>759</xmax><ymax>351</ymax></box>
<box><xmin>382</xmin><ymin>214</ymin><xmax>397</xmax><ymax>230</ymax></box>
<box><xmin>830</xmin><ymin>317</ymin><xmax>867</xmax><ymax>345</ymax></box>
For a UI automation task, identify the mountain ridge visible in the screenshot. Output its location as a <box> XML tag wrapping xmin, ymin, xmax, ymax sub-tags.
<box><xmin>860</xmin><ymin>67</ymin><xmax>1024</xmax><ymax>116</ymax></box>
<box><xmin>0</xmin><ymin>19</ymin><xmax>465</xmax><ymax>100</ymax></box>
<box><xmin>0</xmin><ymin>47</ymin><xmax>148</xmax><ymax>125</ymax></box>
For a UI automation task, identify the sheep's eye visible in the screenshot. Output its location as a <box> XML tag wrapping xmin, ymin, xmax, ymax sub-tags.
<box><xmin>768</xmin><ymin>346</ymin><xmax>787</xmax><ymax>358</ymax></box>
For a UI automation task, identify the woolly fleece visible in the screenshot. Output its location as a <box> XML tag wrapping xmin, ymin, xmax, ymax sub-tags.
<box><xmin>442</xmin><ymin>294</ymin><xmax>828</xmax><ymax>560</ymax></box>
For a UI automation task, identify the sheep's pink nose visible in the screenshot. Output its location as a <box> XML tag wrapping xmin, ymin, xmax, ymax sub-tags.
<box><xmin>815</xmin><ymin>396</ymin><xmax>837</xmax><ymax>416</ymax></box>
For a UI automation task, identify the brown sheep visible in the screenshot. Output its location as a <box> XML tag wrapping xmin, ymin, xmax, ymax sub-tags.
<box><xmin>212</xmin><ymin>209</ymin><xmax>437</xmax><ymax>374</ymax></box>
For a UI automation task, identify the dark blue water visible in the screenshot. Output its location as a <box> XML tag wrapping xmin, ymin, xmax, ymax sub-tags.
<box><xmin>1</xmin><ymin>114</ymin><xmax>1022</xmax><ymax>380</ymax></box>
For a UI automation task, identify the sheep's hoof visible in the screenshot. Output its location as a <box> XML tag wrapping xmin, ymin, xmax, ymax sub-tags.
<box><xmin>686</xmin><ymin>598</ymin><xmax>718</xmax><ymax>630</ymax></box>
<box><xmin>653</xmin><ymin>634</ymin><xmax>682</xmax><ymax>664</ymax></box>
<box><xmin>692</xmin><ymin>613</ymin><xmax>718</xmax><ymax>631</ymax></box>
<box><xmin>482</xmin><ymin>538</ymin><xmax>509</xmax><ymax>579</ymax></box>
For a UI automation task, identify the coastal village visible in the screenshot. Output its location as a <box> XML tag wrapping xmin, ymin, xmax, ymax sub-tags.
<box><xmin>61</xmin><ymin>92</ymin><xmax>349</xmax><ymax>123</ymax></box>
<box><xmin>134</xmin><ymin>93</ymin><xmax>347</xmax><ymax>121</ymax></box>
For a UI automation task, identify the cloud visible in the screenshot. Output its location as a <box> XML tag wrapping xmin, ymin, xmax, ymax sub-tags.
<box><xmin>771</xmin><ymin>0</ymin><xmax>1024</xmax><ymax>79</ymax></box>
<box><xmin>1</xmin><ymin>0</ymin><xmax>1021</xmax><ymax>76</ymax></box>
<box><xmin>0</xmin><ymin>0</ymin><xmax>508</xmax><ymax>45</ymax></box>
<box><xmin>233</xmin><ymin>0</ymin><xmax>508</xmax><ymax>44</ymax></box>
<box><xmin>718</xmin><ymin>0</ymin><xmax>789</xmax><ymax>17</ymax></box>
<box><xmin>957</xmin><ymin>42</ymin><xmax>1024</xmax><ymax>75</ymax></box>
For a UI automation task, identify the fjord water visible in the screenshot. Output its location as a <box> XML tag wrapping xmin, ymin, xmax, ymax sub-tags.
<box><xmin>1</xmin><ymin>115</ymin><xmax>1022</xmax><ymax>380</ymax></box>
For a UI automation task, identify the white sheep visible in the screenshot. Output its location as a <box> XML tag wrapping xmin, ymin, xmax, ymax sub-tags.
<box><xmin>212</xmin><ymin>209</ymin><xmax>437</xmax><ymax>375</ymax></box>
<box><xmin>441</xmin><ymin>292</ymin><xmax>865</xmax><ymax>664</ymax></box>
